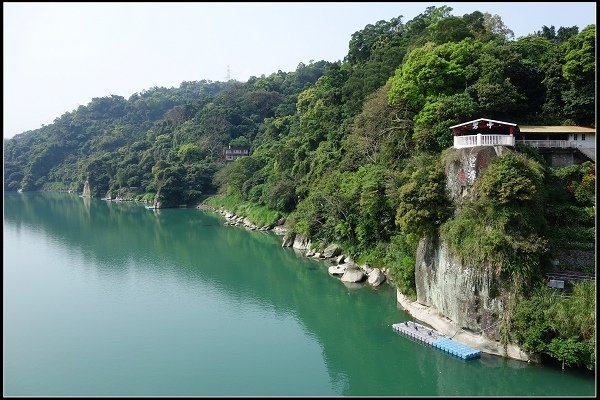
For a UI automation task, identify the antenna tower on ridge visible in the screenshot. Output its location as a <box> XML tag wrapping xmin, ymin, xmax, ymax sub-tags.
<box><xmin>226</xmin><ymin>65</ymin><xmax>231</xmax><ymax>81</ymax></box>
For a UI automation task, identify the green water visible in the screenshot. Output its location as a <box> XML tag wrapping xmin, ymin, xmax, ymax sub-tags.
<box><xmin>3</xmin><ymin>192</ymin><xmax>595</xmax><ymax>396</ymax></box>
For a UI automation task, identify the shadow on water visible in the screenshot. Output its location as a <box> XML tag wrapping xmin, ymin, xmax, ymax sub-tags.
<box><xmin>4</xmin><ymin>192</ymin><xmax>596</xmax><ymax>396</ymax></box>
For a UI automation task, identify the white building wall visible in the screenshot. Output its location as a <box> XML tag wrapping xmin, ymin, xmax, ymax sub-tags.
<box><xmin>569</xmin><ymin>133</ymin><xmax>595</xmax><ymax>149</ymax></box>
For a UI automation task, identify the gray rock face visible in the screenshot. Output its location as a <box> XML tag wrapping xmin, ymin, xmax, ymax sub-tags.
<box><xmin>444</xmin><ymin>146</ymin><xmax>506</xmax><ymax>203</ymax></box>
<box><xmin>328</xmin><ymin>265</ymin><xmax>347</xmax><ymax>276</ymax></box>
<box><xmin>341</xmin><ymin>268</ymin><xmax>365</xmax><ymax>283</ymax></box>
<box><xmin>272</xmin><ymin>226</ymin><xmax>287</xmax><ymax>236</ymax></box>
<box><xmin>322</xmin><ymin>243</ymin><xmax>341</xmax><ymax>258</ymax></box>
<box><xmin>82</xmin><ymin>179</ymin><xmax>91</xmax><ymax>197</ymax></box>
<box><xmin>413</xmin><ymin>146</ymin><xmax>513</xmax><ymax>341</ymax></box>
<box><xmin>367</xmin><ymin>268</ymin><xmax>386</xmax><ymax>286</ymax></box>
<box><xmin>282</xmin><ymin>231</ymin><xmax>296</xmax><ymax>247</ymax></box>
<box><xmin>344</xmin><ymin>257</ymin><xmax>356</xmax><ymax>268</ymax></box>
<box><xmin>415</xmin><ymin>236</ymin><xmax>503</xmax><ymax>340</ymax></box>
<box><xmin>292</xmin><ymin>234</ymin><xmax>310</xmax><ymax>250</ymax></box>
<box><xmin>359</xmin><ymin>264</ymin><xmax>373</xmax><ymax>274</ymax></box>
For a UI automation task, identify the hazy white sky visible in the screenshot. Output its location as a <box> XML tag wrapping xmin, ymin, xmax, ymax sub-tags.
<box><xmin>3</xmin><ymin>2</ymin><xmax>596</xmax><ymax>139</ymax></box>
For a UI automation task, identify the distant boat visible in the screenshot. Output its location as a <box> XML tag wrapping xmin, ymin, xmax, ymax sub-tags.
<box><xmin>145</xmin><ymin>205</ymin><xmax>157</xmax><ymax>210</ymax></box>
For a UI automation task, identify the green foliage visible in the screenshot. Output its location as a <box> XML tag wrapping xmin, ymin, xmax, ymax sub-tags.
<box><xmin>288</xmin><ymin>164</ymin><xmax>399</xmax><ymax>253</ymax></box>
<box><xmin>540</xmin><ymin>163</ymin><xmax>596</xmax><ymax>260</ymax></box>
<box><xmin>561</xmin><ymin>25</ymin><xmax>596</xmax><ymax>125</ymax></box>
<box><xmin>545</xmin><ymin>204</ymin><xmax>595</xmax><ymax>226</ymax></box>
<box><xmin>476</xmin><ymin>152</ymin><xmax>544</xmax><ymax>204</ymax></box>
<box><xmin>342</xmin><ymin>83</ymin><xmax>413</xmax><ymax>167</ymax></box>
<box><xmin>383</xmin><ymin>234</ymin><xmax>417</xmax><ymax>298</ymax></box>
<box><xmin>546</xmin><ymin>227</ymin><xmax>596</xmax><ymax>251</ymax></box>
<box><xmin>553</xmin><ymin>161</ymin><xmax>596</xmax><ymax>206</ymax></box>
<box><xmin>395</xmin><ymin>154</ymin><xmax>451</xmax><ymax>237</ymax></box>
<box><xmin>177</xmin><ymin>143</ymin><xmax>202</xmax><ymax>162</ymax></box>
<box><xmin>442</xmin><ymin>202</ymin><xmax>547</xmax><ymax>280</ymax></box>
<box><xmin>229</xmin><ymin>136</ymin><xmax>250</xmax><ymax>148</ymax></box>
<box><xmin>388</xmin><ymin>40</ymin><xmax>481</xmax><ymax>111</ymax></box>
<box><xmin>263</xmin><ymin>175</ymin><xmax>297</xmax><ymax>212</ymax></box>
<box><xmin>4</xmin><ymin>65</ymin><xmax>328</xmax><ymax>198</ymax></box>
<box><xmin>3</xmin><ymin>8</ymin><xmax>595</xmax><ymax>361</ymax></box>
<box><xmin>413</xmin><ymin>93</ymin><xmax>478</xmax><ymax>152</ymax></box>
<box><xmin>513</xmin><ymin>286</ymin><xmax>556</xmax><ymax>353</ymax></box>
<box><xmin>204</xmin><ymin>194</ymin><xmax>281</xmax><ymax>227</ymax></box>
<box><xmin>442</xmin><ymin>152</ymin><xmax>547</xmax><ymax>281</ymax></box>
<box><xmin>213</xmin><ymin>156</ymin><xmax>265</xmax><ymax>199</ymax></box>
<box><xmin>514</xmin><ymin>282</ymin><xmax>595</xmax><ymax>370</ymax></box>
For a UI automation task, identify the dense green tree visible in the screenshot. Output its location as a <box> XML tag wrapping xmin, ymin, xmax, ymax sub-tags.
<box><xmin>342</xmin><ymin>83</ymin><xmax>413</xmax><ymax>168</ymax></box>
<box><xmin>514</xmin><ymin>282</ymin><xmax>595</xmax><ymax>370</ymax></box>
<box><xmin>3</xmin><ymin>7</ymin><xmax>595</xmax><ymax>369</ymax></box>
<box><xmin>395</xmin><ymin>154</ymin><xmax>451</xmax><ymax>239</ymax></box>
<box><xmin>561</xmin><ymin>25</ymin><xmax>595</xmax><ymax>124</ymax></box>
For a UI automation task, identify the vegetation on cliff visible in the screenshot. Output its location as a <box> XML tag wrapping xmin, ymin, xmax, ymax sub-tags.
<box><xmin>4</xmin><ymin>6</ymin><xmax>595</xmax><ymax>368</ymax></box>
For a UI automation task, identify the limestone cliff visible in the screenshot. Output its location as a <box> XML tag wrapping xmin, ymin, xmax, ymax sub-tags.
<box><xmin>414</xmin><ymin>146</ymin><xmax>511</xmax><ymax>341</ymax></box>
<box><xmin>415</xmin><ymin>233</ymin><xmax>503</xmax><ymax>340</ymax></box>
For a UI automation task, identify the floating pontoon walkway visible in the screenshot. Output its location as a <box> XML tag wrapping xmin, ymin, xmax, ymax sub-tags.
<box><xmin>392</xmin><ymin>321</ymin><xmax>480</xmax><ymax>360</ymax></box>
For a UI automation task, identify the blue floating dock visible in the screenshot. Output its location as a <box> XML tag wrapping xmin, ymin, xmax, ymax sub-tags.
<box><xmin>392</xmin><ymin>321</ymin><xmax>480</xmax><ymax>360</ymax></box>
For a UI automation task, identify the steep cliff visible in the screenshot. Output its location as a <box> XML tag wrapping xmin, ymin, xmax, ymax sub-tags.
<box><xmin>414</xmin><ymin>146</ymin><xmax>512</xmax><ymax>341</ymax></box>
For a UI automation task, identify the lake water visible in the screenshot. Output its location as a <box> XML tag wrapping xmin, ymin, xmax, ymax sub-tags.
<box><xmin>4</xmin><ymin>192</ymin><xmax>595</xmax><ymax>396</ymax></box>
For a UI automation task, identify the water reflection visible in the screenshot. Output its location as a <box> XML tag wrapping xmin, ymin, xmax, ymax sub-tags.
<box><xmin>4</xmin><ymin>193</ymin><xmax>595</xmax><ymax>396</ymax></box>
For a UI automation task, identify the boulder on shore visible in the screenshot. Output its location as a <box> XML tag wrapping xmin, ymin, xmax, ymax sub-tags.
<box><xmin>272</xmin><ymin>226</ymin><xmax>287</xmax><ymax>236</ymax></box>
<box><xmin>328</xmin><ymin>265</ymin><xmax>347</xmax><ymax>276</ymax></box>
<box><xmin>292</xmin><ymin>234</ymin><xmax>311</xmax><ymax>250</ymax></box>
<box><xmin>367</xmin><ymin>268</ymin><xmax>386</xmax><ymax>287</ymax></box>
<box><xmin>282</xmin><ymin>231</ymin><xmax>296</xmax><ymax>247</ymax></box>
<box><xmin>323</xmin><ymin>243</ymin><xmax>342</xmax><ymax>258</ymax></box>
<box><xmin>341</xmin><ymin>268</ymin><xmax>365</xmax><ymax>283</ymax></box>
<box><xmin>359</xmin><ymin>264</ymin><xmax>373</xmax><ymax>274</ymax></box>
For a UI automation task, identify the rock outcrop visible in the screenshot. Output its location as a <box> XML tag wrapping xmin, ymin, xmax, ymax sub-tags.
<box><xmin>444</xmin><ymin>145</ymin><xmax>509</xmax><ymax>203</ymax></box>
<box><xmin>292</xmin><ymin>235</ymin><xmax>311</xmax><ymax>250</ymax></box>
<box><xmin>328</xmin><ymin>265</ymin><xmax>348</xmax><ymax>276</ymax></box>
<box><xmin>282</xmin><ymin>231</ymin><xmax>296</xmax><ymax>247</ymax></box>
<box><xmin>341</xmin><ymin>268</ymin><xmax>366</xmax><ymax>283</ymax></box>
<box><xmin>412</xmin><ymin>146</ymin><xmax>511</xmax><ymax>341</ymax></box>
<box><xmin>82</xmin><ymin>179</ymin><xmax>91</xmax><ymax>197</ymax></box>
<box><xmin>367</xmin><ymin>268</ymin><xmax>386</xmax><ymax>287</ymax></box>
<box><xmin>415</xmin><ymin>235</ymin><xmax>502</xmax><ymax>340</ymax></box>
<box><xmin>322</xmin><ymin>243</ymin><xmax>342</xmax><ymax>258</ymax></box>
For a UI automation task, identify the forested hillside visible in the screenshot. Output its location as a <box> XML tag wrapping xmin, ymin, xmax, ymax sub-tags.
<box><xmin>4</xmin><ymin>62</ymin><xmax>331</xmax><ymax>201</ymax></box>
<box><xmin>4</xmin><ymin>6</ymin><xmax>595</xmax><ymax>369</ymax></box>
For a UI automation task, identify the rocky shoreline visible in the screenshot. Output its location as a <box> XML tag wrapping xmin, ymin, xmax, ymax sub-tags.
<box><xmin>199</xmin><ymin>203</ymin><xmax>537</xmax><ymax>363</ymax></box>
<box><xmin>199</xmin><ymin>204</ymin><xmax>388</xmax><ymax>288</ymax></box>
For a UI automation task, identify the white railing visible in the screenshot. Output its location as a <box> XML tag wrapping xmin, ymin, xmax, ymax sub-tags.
<box><xmin>454</xmin><ymin>134</ymin><xmax>515</xmax><ymax>149</ymax></box>
<box><xmin>515</xmin><ymin>140</ymin><xmax>569</xmax><ymax>148</ymax></box>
